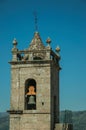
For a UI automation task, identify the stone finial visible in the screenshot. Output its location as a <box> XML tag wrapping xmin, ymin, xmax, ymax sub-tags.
<box><xmin>46</xmin><ymin>37</ymin><xmax>51</xmax><ymax>48</ymax></box>
<box><xmin>13</xmin><ymin>38</ymin><xmax>18</xmax><ymax>46</ymax></box>
<box><xmin>55</xmin><ymin>46</ymin><xmax>60</xmax><ymax>53</ymax></box>
<box><xmin>11</xmin><ymin>38</ymin><xmax>18</xmax><ymax>61</ymax></box>
<box><xmin>55</xmin><ymin>46</ymin><xmax>60</xmax><ymax>58</ymax></box>
<box><xmin>12</xmin><ymin>38</ymin><xmax>18</xmax><ymax>52</ymax></box>
<box><xmin>46</xmin><ymin>37</ymin><xmax>51</xmax><ymax>44</ymax></box>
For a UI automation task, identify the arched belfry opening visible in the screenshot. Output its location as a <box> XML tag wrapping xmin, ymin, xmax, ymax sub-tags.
<box><xmin>25</xmin><ymin>78</ymin><xmax>36</xmax><ymax>110</ymax></box>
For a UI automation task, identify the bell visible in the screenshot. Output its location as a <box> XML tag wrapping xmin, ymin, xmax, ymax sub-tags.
<box><xmin>28</xmin><ymin>95</ymin><xmax>36</xmax><ymax>104</ymax></box>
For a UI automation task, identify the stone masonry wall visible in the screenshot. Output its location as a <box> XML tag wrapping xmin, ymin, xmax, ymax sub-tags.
<box><xmin>11</xmin><ymin>63</ymin><xmax>51</xmax><ymax>112</ymax></box>
<box><xmin>50</xmin><ymin>62</ymin><xmax>59</xmax><ymax>129</ymax></box>
<box><xmin>10</xmin><ymin>114</ymin><xmax>51</xmax><ymax>130</ymax></box>
<box><xmin>10</xmin><ymin>62</ymin><xmax>52</xmax><ymax>130</ymax></box>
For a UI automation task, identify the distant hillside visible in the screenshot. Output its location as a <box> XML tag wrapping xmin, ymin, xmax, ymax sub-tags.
<box><xmin>0</xmin><ymin>111</ymin><xmax>86</xmax><ymax>130</ymax></box>
<box><xmin>72</xmin><ymin>111</ymin><xmax>86</xmax><ymax>130</ymax></box>
<box><xmin>60</xmin><ymin>110</ymin><xmax>86</xmax><ymax>130</ymax></box>
<box><xmin>0</xmin><ymin>112</ymin><xmax>9</xmax><ymax>130</ymax></box>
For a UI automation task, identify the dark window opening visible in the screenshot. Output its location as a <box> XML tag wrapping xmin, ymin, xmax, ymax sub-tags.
<box><xmin>42</xmin><ymin>102</ymin><xmax>44</xmax><ymax>106</ymax></box>
<box><xmin>25</xmin><ymin>79</ymin><xmax>36</xmax><ymax>110</ymax></box>
<box><xmin>33</xmin><ymin>56</ymin><xmax>42</xmax><ymax>60</ymax></box>
<box><xmin>54</xmin><ymin>96</ymin><xmax>57</xmax><ymax>123</ymax></box>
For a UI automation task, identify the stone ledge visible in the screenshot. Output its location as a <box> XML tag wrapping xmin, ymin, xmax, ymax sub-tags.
<box><xmin>7</xmin><ymin>110</ymin><xmax>23</xmax><ymax>114</ymax></box>
<box><xmin>54</xmin><ymin>123</ymin><xmax>73</xmax><ymax>130</ymax></box>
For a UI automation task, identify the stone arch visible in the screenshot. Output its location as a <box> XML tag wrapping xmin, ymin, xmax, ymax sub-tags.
<box><xmin>25</xmin><ymin>78</ymin><xmax>36</xmax><ymax>110</ymax></box>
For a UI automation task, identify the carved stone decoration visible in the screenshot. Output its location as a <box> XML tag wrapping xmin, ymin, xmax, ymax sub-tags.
<box><xmin>28</xmin><ymin>32</ymin><xmax>45</xmax><ymax>51</ymax></box>
<box><xmin>27</xmin><ymin>32</ymin><xmax>47</xmax><ymax>60</ymax></box>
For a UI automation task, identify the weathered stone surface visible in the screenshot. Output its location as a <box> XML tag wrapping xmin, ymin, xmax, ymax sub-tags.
<box><xmin>9</xmin><ymin>32</ymin><xmax>60</xmax><ymax>130</ymax></box>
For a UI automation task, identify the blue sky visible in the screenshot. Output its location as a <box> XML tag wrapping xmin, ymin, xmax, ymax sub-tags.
<box><xmin>0</xmin><ymin>0</ymin><xmax>86</xmax><ymax>112</ymax></box>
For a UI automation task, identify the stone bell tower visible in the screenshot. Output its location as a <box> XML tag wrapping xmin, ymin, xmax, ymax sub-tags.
<box><xmin>8</xmin><ymin>31</ymin><xmax>61</xmax><ymax>130</ymax></box>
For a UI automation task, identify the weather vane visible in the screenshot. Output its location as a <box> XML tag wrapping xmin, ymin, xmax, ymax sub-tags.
<box><xmin>33</xmin><ymin>11</ymin><xmax>38</xmax><ymax>31</ymax></box>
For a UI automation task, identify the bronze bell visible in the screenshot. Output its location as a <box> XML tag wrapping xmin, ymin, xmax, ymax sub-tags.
<box><xmin>28</xmin><ymin>95</ymin><xmax>36</xmax><ymax>104</ymax></box>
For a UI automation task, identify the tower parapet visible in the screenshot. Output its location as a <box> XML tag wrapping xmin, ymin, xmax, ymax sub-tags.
<box><xmin>10</xmin><ymin>32</ymin><xmax>60</xmax><ymax>70</ymax></box>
